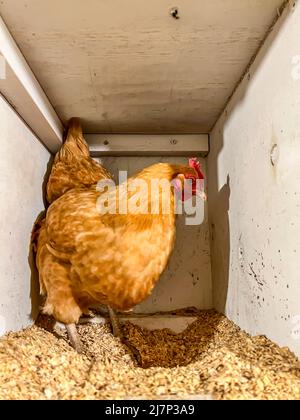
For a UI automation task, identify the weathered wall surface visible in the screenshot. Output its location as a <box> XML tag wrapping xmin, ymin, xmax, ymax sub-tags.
<box><xmin>0</xmin><ymin>95</ymin><xmax>50</xmax><ymax>335</ymax></box>
<box><xmin>208</xmin><ymin>3</ymin><xmax>300</xmax><ymax>355</ymax></box>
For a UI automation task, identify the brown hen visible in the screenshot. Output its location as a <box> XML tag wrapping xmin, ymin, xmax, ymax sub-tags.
<box><xmin>33</xmin><ymin>119</ymin><xmax>206</xmax><ymax>355</ymax></box>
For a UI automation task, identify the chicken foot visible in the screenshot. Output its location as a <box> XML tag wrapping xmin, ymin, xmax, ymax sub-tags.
<box><xmin>65</xmin><ymin>308</ymin><xmax>141</xmax><ymax>363</ymax></box>
<box><xmin>66</xmin><ymin>323</ymin><xmax>83</xmax><ymax>354</ymax></box>
<box><xmin>107</xmin><ymin>306</ymin><xmax>142</xmax><ymax>365</ymax></box>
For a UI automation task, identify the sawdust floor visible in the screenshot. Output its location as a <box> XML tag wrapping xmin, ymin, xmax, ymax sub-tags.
<box><xmin>0</xmin><ymin>310</ymin><xmax>299</xmax><ymax>400</ymax></box>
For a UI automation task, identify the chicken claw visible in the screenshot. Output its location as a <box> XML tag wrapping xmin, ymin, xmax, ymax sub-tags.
<box><xmin>66</xmin><ymin>323</ymin><xmax>83</xmax><ymax>354</ymax></box>
<box><xmin>107</xmin><ymin>306</ymin><xmax>141</xmax><ymax>365</ymax></box>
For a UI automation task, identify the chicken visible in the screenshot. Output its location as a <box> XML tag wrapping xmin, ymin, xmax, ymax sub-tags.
<box><xmin>33</xmin><ymin>119</ymin><xmax>206</xmax><ymax>355</ymax></box>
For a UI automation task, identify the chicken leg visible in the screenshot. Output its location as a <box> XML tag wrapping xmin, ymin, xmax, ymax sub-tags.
<box><xmin>65</xmin><ymin>307</ymin><xmax>140</xmax><ymax>364</ymax></box>
<box><xmin>66</xmin><ymin>323</ymin><xmax>82</xmax><ymax>354</ymax></box>
<box><xmin>107</xmin><ymin>306</ymin><xmax>123</xmax><ymax>338</ymax></box>
<box><xmin>107</xmin><ymin>306</ymin><xmax>141</xmax><ymax>364</ymax></box>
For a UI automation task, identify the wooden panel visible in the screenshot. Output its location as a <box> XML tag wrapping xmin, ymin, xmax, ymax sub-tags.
<box><xmin>0</xmin><ymin>17</ymin><xmax>63</xmax><ymax>152</ymax></box>
<box><xmin>0</xmin><ymin>95</ymin><xmax>50</xmax><ymax>334</ymax></box>
<box><xmin>87</xmin><ymin>134</ymin><xmax>209</xmax><ymax>156</ymax></box>
<box><xmin>0</xmin><ymin>0</ymin><xmax>285</xmax><ymax>134</ymax></box>
<box><xmin>208</xmin><ymin>2</ymin><xmax>300</xmax><ymax>355</ymax></box>
<box><xmin>0</xmin><ymin>63</ymin><xmax>63</xmax><ymax>153</ymax></box>
<box><xmin>77</xmin><ymin>316</ymin><xmax>199</xmax><ymax>334</ymax></box>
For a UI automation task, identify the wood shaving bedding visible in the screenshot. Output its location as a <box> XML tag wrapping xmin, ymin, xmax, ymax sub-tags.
<box><xmin>0</xmin><ymin>310</ymin><xmax>299</xmax><ymax>400</ymax></box>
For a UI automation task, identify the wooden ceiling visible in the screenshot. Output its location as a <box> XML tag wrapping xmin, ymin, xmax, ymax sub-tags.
<box><xmin>0</xmin><ymin>0</ymin><xmax>285</xmax><ymax>134</ymax></box>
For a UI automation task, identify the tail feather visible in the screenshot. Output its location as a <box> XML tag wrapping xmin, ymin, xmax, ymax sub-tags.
<box><xmin>31</xmin><ymin>212</ymin><xmax>46</xmax><ymax>255</ymax></box>
<box><xmin>67</xmin><ymin>117</ymin><xmax>83</xmax><ymax>139</ymax></box>
<box><xmin>55</xmin><ymin>117</ymin><xmax>90</xmax><ymax>162</ymax></box>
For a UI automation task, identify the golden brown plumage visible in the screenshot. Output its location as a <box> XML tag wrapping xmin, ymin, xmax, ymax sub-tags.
<box><xmin>41</xmin><ymin>162</ymin><xmax>199</xmax><ymax>323</ymax></box>
<box><xmin>45</xmin><ymin>165</ymin><xmax>179</xmax><ymax>318</ymax></box>
<box><xmin>33</xmin><ymin>118</ymin><xmax>204</xmax><ymax>355</ymax></box>
<box><xmin>46</xmin><ymin>117</ymin><xmax>112</xmax><ymax>203</ymax></box>
<box><xmin>33</xmin><ymin>118</ymin><xmax>113</xmax><ymax>324</ymax></box>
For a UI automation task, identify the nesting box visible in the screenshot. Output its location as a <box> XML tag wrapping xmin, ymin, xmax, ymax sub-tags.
<box><xmin>0</xmin><ymin>0</ymin><xmax>299</xmax><ymax>400</ymax></box>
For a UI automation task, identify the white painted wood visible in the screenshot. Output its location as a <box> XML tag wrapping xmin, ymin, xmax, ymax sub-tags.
<box><xmin>208</xmin><ymin>1</ymin><xmax>300</xmax><ymax>356</ymax></box>
<box><xmin>87</xmin><ymin>134</ymin><xmax>209</xmax><ymax>156</ymax></box>
<box><xmin>0</xmin><ymin>95</ymin><xmax>50</xmax><ymax>336</ymax></box>
<box><xmin>61</xmin><ymin>316</ymin><xmax>198</xmax><ymax>334</ymax></box>
<box><xmin>95</xmin><ymin>157</ymin><xmax>212</xmax><ymax>313</ymax></box>
<box><xmin>0</xmin><ymin>16</ymin><xmax>63</xmax><ymax>152</ymax></box>
<box><xmin>118</xmin><ymin>316</ymin><xmax>198</xmax><ymax>333</ymax></box>
<box><xmin>0</xmin><ymin>0</ymin><xmax>285</xmax><ymax>134</ymax></box>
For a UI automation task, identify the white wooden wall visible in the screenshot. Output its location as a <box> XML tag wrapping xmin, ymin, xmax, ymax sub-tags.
<box><xmin>208</xmin><ymin>3</ymin><xmax>300</xmax><ymax>356</ymax></box>
<box><xmin>0</xmin><ymin>95</ymin><xmax>50</xmax><ymax>335</ymax></box>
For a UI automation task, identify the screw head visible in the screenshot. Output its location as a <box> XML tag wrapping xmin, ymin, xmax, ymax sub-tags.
<box><xmin>170</xmin><ymin>7</ymin><xmax>179</xmax><ymax>19</ymax></box>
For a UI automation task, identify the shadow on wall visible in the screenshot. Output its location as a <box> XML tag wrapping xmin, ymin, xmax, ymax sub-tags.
<box><xmin>28</xmin><ymin>154</ymin><xmax>54</xmax><ymax>321</ymax></box>
<box><xmin>209</xmin><ymin>175</ymin><xmax>231</xmax><ymax>313</ymax></box>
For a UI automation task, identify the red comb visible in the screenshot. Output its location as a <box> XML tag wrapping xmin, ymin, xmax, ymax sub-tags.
<box><xmin>189</xmin><ymin>158</ymin><xmax>205</xmax><ymax>179</ymax></box>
